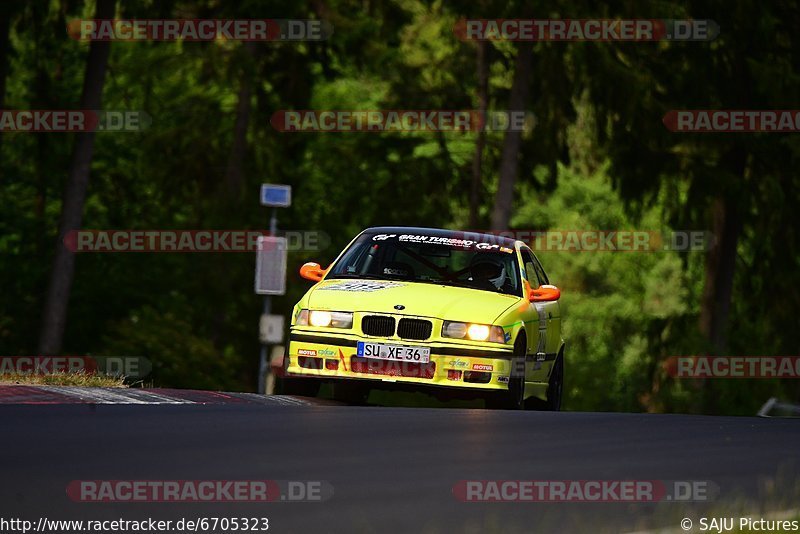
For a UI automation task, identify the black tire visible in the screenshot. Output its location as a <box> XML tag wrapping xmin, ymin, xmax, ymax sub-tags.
<box><xmin>486</xmin><ymin>334</ymin><xmax>527</xmax><ymax>410</ymax></box>
<box><xmin>281</xmin><ymin>377</ymin><xmax>322</xmax><ymax>398</ymax></box>
<box><xmin>527</xmin><ymin>353</ymin><xmax>564</xmax><ymax>411</ymax></box>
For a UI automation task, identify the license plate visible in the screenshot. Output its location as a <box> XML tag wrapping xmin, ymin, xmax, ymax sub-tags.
<box><xmin>357</xmin><ymin>342</ymin><xmax>431</xmax><ymax>363</ymax></box>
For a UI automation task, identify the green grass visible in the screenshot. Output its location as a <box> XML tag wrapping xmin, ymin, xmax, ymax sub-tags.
<box><xmin>0</xmin><ymin>372</ymin><xmax>127</xmax><ymax>387</ymax></box>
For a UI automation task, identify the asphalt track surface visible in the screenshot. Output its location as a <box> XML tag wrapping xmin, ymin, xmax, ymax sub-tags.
<box><xmin>1</xmin><ymin>391</ymin><xmax>799</xmax><ymax>533</ymax></box>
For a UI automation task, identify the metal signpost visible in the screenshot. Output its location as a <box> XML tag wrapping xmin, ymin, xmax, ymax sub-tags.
<box><xmin>255</xmin><ymin>184</ymin><xmax>291</xmax><ymax>394</ymax></box>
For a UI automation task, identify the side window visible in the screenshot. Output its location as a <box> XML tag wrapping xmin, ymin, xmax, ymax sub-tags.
<box><xmin>531</xmin><ymin>253</ymin><xmax>549</xmax><ymax>285</ymax></box>
<box><xmin>519</xmin><ymin>249</ymin><xmax>541</xmax><ymax>287</ymax></box>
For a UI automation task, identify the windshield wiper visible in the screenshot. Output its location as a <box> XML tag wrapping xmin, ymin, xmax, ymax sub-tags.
<box><xmin>432</xmin><ymin>279</ymin><xmax>512</xmax><ymax>295</ymax></box>
<box><xmin>328</xmin><ymin>273</ymin><xmax>399</xmax><ymax>281</ymax></box>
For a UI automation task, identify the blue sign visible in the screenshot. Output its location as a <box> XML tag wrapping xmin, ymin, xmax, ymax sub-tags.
<box><xmin>260</xmin><ymin>184</ymin><xmax>292</xmax><ymax>207</ymax></box>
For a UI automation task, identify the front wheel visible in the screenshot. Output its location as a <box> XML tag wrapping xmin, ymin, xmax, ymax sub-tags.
<box><xmin>527</xmin><ymin>354</ymin><xmax>563</xmax><ymax>411</ymax></box>
<box><xmin>486</xmin><ymin>335</ymin><xmax>527</xmax><ymax>410</ymax></box>
<box><xmin>546</xmin><ymin>356</ymin><xmax>564</xmax><ymax>410</ymax></box>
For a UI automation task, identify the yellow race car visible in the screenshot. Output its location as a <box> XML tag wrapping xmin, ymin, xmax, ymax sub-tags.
<box><xmin>283</xmin><ymin>227</ymin><xmax>564</xmax><ymax>409</ymax></box>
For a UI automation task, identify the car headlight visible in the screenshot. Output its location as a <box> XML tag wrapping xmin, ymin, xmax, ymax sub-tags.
<box><xmin>442</xmin><ymin>321</ymin><xmax>505</xmax><ymax>343</ymax></box>
<box><xmin>467</xmin><ymin>324</ymin><xmax>490</xmax><ymax>340</ymax></box>
<box><xmin>297</xmin><ymin>309</ymin><xmax>353</xmax><ymax>329</ymax></box>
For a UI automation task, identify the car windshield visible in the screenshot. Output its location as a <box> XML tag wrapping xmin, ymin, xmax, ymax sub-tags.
<box><xmin>328</xmin><ymin>232</ymin><xmax>522</xmax><ymax>296</ymax></box>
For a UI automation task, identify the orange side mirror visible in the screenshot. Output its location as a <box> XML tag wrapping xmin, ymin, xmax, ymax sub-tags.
<box><xmin>529</xmin><ymin>284</ymin><xmax>560</xmax><ymax>302</ymax></box>
<box><xmin>299</xmin><ymin>262</ymin><xmax>327</xmax><ymax>282</ymax></box>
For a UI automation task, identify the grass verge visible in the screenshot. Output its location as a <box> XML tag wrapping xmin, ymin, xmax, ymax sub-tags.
<box><xmin>0</xmin><ymin>372</ymin><xmax>127</xmax><ymax>387</ymax></box>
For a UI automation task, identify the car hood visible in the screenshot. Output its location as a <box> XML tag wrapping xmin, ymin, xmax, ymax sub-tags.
<box><xmin>306</xmin><ymin>278</ymin><xmax>520</xmax><ymax>324</ymax></box>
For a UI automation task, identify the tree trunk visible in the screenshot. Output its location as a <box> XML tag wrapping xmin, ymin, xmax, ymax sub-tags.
<box><xmin>38</xmin><ymin>0</ymin><xmax>115</xmax><ymax>355</ymax></box>
<box><xmin>490</xmin><ymin>42</ymin><xmax>532</xmax><ymax>231</ymax></box>
<box><xmin>0</xmin><ymin>3</ymin><xmax>13</xmax><ymax>153</ymax></box>
<box><xmin>699</xmin><ymin>148</ymin><xmax>748</xmax><ymax>355</ymax></box>
<box><xmin>224</xmin><ymin>42</ymin><xmax>257</xmax><ymax>202</ymax></box>
<box><xmin>698</xmin><ymin>195</ymin><xmax>742</xmax><ymax>353</ymax></box>
<box><xmin>469</xmin><ymin>40</ymin><xmax>489</xmax><ymax>228</ymax></box>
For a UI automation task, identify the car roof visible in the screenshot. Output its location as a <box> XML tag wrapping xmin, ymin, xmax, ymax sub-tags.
<box><xmin>362</xmin><ymin>226</ymin><xmax>520</xmax><ymax>248</ymax></box>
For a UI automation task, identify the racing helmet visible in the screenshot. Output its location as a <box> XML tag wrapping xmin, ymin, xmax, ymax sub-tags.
<box><xmin>469</xmin><ymin>256</ymin><xmax>507</xmax><ymax>290</ymax></box>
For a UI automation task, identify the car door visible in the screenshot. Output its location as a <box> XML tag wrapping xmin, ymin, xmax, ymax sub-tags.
<box><xmin>519</xmin><ymin>247</ymin><xmax>553</xmax><ymax>383</ymax></box>
<box><xmin>530</xmin><ymin>251</ymin><xmax>561</xmax><ymax>363</ymax></box>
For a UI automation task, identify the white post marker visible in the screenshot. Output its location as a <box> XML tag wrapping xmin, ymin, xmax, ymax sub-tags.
<box><xmin>255</xmin><ymin>236</ymin><xmax>288</xmax><ymax>295</ymax></box>
<box><xmin>259</xmin><ymin>314</ymin><xmax>285</xmax><ymax>344</ymax></box>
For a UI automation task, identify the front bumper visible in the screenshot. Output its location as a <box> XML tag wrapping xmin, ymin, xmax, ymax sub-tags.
<box><xmin>286</xmin><ymin>330</ymin><xmax>514</xmax><ymax>390</ymax></box>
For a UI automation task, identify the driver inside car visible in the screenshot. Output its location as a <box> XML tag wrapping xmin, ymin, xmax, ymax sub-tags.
<box><xmin>469</xmin><ymin>257</ymin><xmax>508</xmax><ymax>292</ymax></box>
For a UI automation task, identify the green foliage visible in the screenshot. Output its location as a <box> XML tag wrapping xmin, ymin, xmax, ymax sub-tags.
<box><xmin>513</xmin><ymin>165</ymin><xmax>696</xmax><ymax>411</ymax></box>
<box><xmin>102</xmin><ymin>300</ymin><xmax>245</xmax><ymax>390</ymax></box>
